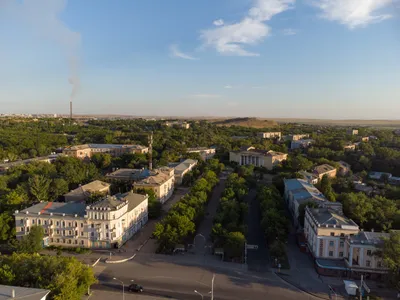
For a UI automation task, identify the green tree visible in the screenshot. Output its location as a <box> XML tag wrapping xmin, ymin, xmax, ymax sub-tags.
<box><xmin>91</xmin><ymin>153</ymin><xmax>112</xmax><ymax>169</ymax></box>
<box><xmin>225</xmin><ymin>231</ymin><xmax>245</xmax><ymax>260</ymax></box>
<box><xmin>297</xmin><ymin>201</ymin><xmax>319</xmax><ymax>227</ymax></box>
<box><xmin>16</xmin><ymin>225</ymin><xmax>44</xmax><ymax>253</ymax></box>
<box><xmin>50</xmin><ymin>178</ymin><xmax>69</xmax><ymax>200</ymax></box>
<box><xmin>320</xmin><ymin>175</ymin><xmax>336</xmax><ymax>202</ymax></box>
<box><xmin>0</xmin><ymin>212</ymin><xmax>15</xmax><ymax>242</ymax></box>
<box><xmin>28</xmin><ymin>175</ymin><xmax>50</xmax><ymax>202</ymax></box>
<box><xmin>375</xmin><ymin>231</ymin><xmax>400</xmax><ymax>289</ymax></box>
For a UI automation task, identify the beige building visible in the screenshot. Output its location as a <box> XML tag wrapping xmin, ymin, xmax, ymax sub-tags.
<box><xmin>361</xmin><ymin>136</ymin><xmax>369</xmax><ymax>142</ymax></box>
<box><xmin>133</xmin><ymin>167</ymin><xmax>174</xmax><ymax>204</ymax></box>
<box><xmin>343</xmin><ymin>143</ymin><xmax>357</xmax><ymax>151</ymax></box>
<box><xmin>165</xmin><ymin>121</ymin><xmax>190</xmax><ymax>129</ymax></box>
<box><xmin>257</xmin><ymin>132</ymin><xmax>282</xmax><ymax>139</ymax></box>
<box><xmin>172</xmin><ymin>159</ymin><xmax>198</xmax><ymax>185</ymax></box>
<box><xmin>338</xmin><ymin>161</ymin><xmax>351</xmax><ymax>176</ymax></box>
<box><xmin>14</xmin><ymin>192</ymin><xmax>148</xmax><ymax>249</ymax></box>
<box><xmin>313</xmin><ymin>164</ymin><xmax>337</xmax><ymax>180</ymax></box>
<box><xmin>64</xmin><ymin>180</ymin><xmax>111</xmax><ymax>203</ymax></box>
<box><xmin>347</xmin><ymin>129</ymin><xmax>359</xmax><ymax>135</ymax></box>
<box><xmin>286</xmin><ymin>134</ymin><xmax>310</xmax><ymax>141</ymax></box>
<box><xmin>229</xmin><ymin>149</ymin><xmax>288</xmax><ymax>170</ymax></box>
<box><xmin>63</xmin><ymin>144</ymin><xmax>148</xmax><ymax>159</ymax></box>
<box><xmin>187</xmin><ymin>147</ymin><xmax>216</xmax><ymax>160</ymax></box>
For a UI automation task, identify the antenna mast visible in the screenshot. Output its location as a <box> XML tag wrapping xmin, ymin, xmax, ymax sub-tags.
<box><xmin>148</xmin><ymin>131</ymin><xmax>153</xmax><ymax>171</ymax></box>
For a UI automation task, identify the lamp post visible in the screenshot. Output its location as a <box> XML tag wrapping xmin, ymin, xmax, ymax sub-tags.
<box><xmin>194</xmin><ymin>290</ymin><xmax>204</xmax><ymax>300</ymax></box>
<box><xmin>113</xmin><ymin>277</ymin><xmax>125</xmax><ymax>300</ymax></box>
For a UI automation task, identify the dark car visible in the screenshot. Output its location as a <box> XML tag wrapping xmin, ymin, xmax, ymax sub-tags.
<box><xmin>128</xmin><ymin>283</ymin><xmax>143</xmax><ymax>293</ymax></box>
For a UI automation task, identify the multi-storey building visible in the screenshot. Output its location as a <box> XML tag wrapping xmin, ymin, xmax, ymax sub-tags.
<box><xmin>313</xmin><ymin>164</ymin><xmax>337</xmax><ymax>181</ymax></box>
<box><xmin>229</xmin><ymin>149</ymin><xmax>287</xmax><ymax>170</ymax></box>
<box><xmin>186</xmin><ymin>147</ymin><xmax>216</xmax><ymax>160</ymax></box>
<box><xmin>257</xmin><ymin>132</ymin><xmax>282</xmax><ymax>139</ymax></box>
<box><xmin>64</xmin><ymin>180</ymin><xmax>111</xmax><ymax>202</ymax></box>
<box><xmin>286</xmin><ymin>134</ymin><xmax>310</xmax><ymax>141</ymax></box>
<box><xmin>171</xmin><ymin>159</ymin><xmax>198</xmax><ymax>185</ymax></box>
<box><xmin>290</xmin><ymin>139</ymin><xmax>314</xmax><ymax>150</ymax></box>
<box><xmin>63</xmin><ymin>144</ymin><xmax>148</xmax><ymax>159</ymax></box>
<box><xmin>14</xmin><ymin>192</ymin><xmax>148</xmax><ymax>249</ymax></box>
<box><xmin>133</xmin><ymin>167</ymin><xmax>174</xmax><ymax>204</ymax></box>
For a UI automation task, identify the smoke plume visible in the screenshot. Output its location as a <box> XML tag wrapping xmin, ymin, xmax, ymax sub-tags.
<box><xmin>2</xmin><ymin>0</ymin><xmax>81</xmax><ymax>98</ymax></box>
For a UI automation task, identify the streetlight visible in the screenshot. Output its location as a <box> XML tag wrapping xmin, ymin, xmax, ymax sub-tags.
<box><xmin>194</xmin><ymin>290</ymin><xmax>204</xmax><ymax>300</ymax></box>
<box><xmin>113</xmin><ymin>277</ymin><xmax>125</xmax><ymax>300</ymax></box>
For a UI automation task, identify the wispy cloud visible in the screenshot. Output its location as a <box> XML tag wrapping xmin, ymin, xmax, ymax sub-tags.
<box><xmin>282</xmin><ymin>28</ymin><xmax>297</xmax><ymax>35</ymax></box>
<box><xmin>200</xmin><ymin>0</ymin><xmax>295</xmax><ymax>56</ymax></box>
<box><xmin>213</xmin><ymin>19</ymin><xmax>224</xmax><ymax>26</ymax></box>
<box><xmin>169</xmin><ymin>44</ymin><xmax>198</xmax><ymax>60</ymax></box>
<box><xmin>189</xmin><ymin>94</ymin><xmax>223</xmax><ymax>99</ymax></box>
<box><xmin>224</xmin><ymin>85</ymin><xmax>233</xmax><ymax>89</ymax></box>
<box><xmin>311</xmin><ymin>0</ymin><xmax>394</xmax><ymax>29</ymax></box>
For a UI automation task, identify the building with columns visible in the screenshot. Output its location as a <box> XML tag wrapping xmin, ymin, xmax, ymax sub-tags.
<box><xmin>14</xmin><ymin>191</ymin><xmax>148</xmax><ymax>249</ymax></box>
<box><xmin>257</xmin><ymin>132</ymin><xmax>282</xmax><ymax>139</ymax></box>
<box><xmin>229</xmin><ymin>149</ymin><xmax>288</xmax><ymax>170</ymax></box>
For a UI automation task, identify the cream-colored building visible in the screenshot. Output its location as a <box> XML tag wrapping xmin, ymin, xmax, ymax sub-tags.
<box><xmin>313</xmin><ymin>164</ymin><xmax>337</xmax><ymax>180</ymax></box>
<box><xmin>14</xmin><ymin>192</ymin><xmax>148</xmax><ymax>249</ymax></box>
<box><xmin>172</xmin><ymin>159</ymin><xmax>198</xmax><ymax>185</ymax></box>
<box><xmin>165</xmin><ymin>121</ymin><xmax>190</xmax><ymax>129</ymax></box>
<box><xmin>63</xmin><ymin>144</ymin><xmax>149</xmax><ymax>159</ymax></box>
<box><xmin>64</xmin><ymin>180</ymin><xmax>111</xmax><ymax>202</ymax></box>
<box><xmin>186</xmin><ymin>147</ymin><xmax>216</xmax><ymax>160</ymax></box>
<box><xmin>133</xmin><ymin>167</ymin><xmax>174</xmax><ymax>204</ymax></box>
<box><xmin>257</xmin><ymin>132</ymin><xmax>282</xmax><ymax>139</ymax></box>
<box><xmin>343</xmin><ymin>143</ymin><xmax>357</xmax><ymax>151</ymax></box>
<box><xmin>229</xmin><ymin>149</ymin><xmax>287</xmax><ymax>170</ymax></box>
<box><xmin>286</xmin><ymin>134</ymin><xmax>310</xmax><ymax>141</ymax></box>
<box><xmin>347</xmin><ymin>129</ymin><xmax>359</xmax><ymax>135</ymax></box>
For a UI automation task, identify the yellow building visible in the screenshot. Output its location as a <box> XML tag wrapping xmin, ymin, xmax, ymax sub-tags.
<box><xmin>313</xmin><ymin>164</ymin><xmax>337</xmax><ymax>181</ymax></box>
<box><xmin>229</xmin><ymin>149</ymin><xmax>287</xmax><ymax>170</ymax></box>
<box><xmin>63</xmin><ymin>144</ymin><xmax>149</xmax><ymax>159</ymax></box>
<box><xmin>133</xmin><ymin>167</ymin><xmax>175</xmax><ymax>204</ymax></box>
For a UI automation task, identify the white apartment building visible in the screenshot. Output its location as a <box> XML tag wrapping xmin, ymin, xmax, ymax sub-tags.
<box><xmin>133</xmin><ymin>167</ymin><xmax>174</xmax><ymax>204</ymax></box>
<box><xmin>14</xmin><ymin>192</ymin><xmax>148</xmax><ymax>249</ymax></box>
<box><xmin>257</xmin><ymin>132</ymin><xmax>282</xmax><ymax>139</ymax></box>
<box><xmin>229</xmin><ymin>149</ymin><xmax>287</xmax><ymax>170</ymax></box>
<box><xmin>186</xmin><ymin>147</ymin><xmax>216</xmax><ymax>160</ymax></box>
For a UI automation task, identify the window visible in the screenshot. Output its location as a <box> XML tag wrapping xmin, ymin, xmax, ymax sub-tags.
<box><xmin>57</xmin><ymin>239</ymin><xmax>60</xmax><ymax>243</ymax></box>
<box><xmin>81</xmin><ymin>223</ymin><xmax>83</xmax><ymax>228</ymax></box>
<box><xmin>377</xmin><ymin>261</ymin><xmax>382</xmax><ymax>268</ymax></box>
<box><xmin>44</xmin><ymin>220</ymin><xmax>47</xmax><ymax>225</ymax></box>
<box><xmin>68</xmin><ymin>222</ymin><xmax>71</xmax><ymax>227</ymax></box>
<box><xmin>56</xmin><ymin>230</ymin><xmax>60</xmax><ymax>234</ymax></box>
<box><xmin>69</xmin><ymin>230</ymin><xmax>72</xmax><ymax>235</ymax></box>
<box><xmin>75</xmin><ymin>222</ymin><xmax>77</xmax><ymax>227</ymax></box>
<box><xmin>32</xmin><ymin>219</ymin><xmax>35</xmax><ymax>224</ymax></box>
<box><xmin>68</xmin><ymin>239</ymin><xmax>71</xmax><ymax>244</ymax></box>
<box><xmin>63</xmin><ymin>230</ymin><xmax>65</xmax><ymax>236</ymax></box>
<box><xmin>20</xmin><ymin>219</ymin><xmax>23</xmax><ymax>225</ymax></box>
<box><xmin>330</xmin><ymin>232</ymin><xmax>335</xmax><ymax>236</ymax></box>
<box><xmin>91</xmin><ymin>232</ymin><xmax>94</xmax><ymax>237</ymax></box>
<box><xmin>38</xmin><ymin>219</ymin><xmax>41</xmax><ymax>225</ymax></box>
<box><xmin>367</xmin><ymin>250</ymin><xmax>372</xmax><ymax>256</ymax></box>
<box><xmin>329</xmin><ymin>241</ymin><xmax>334</xmax><ymax>246</ymax></box>
<box><xmin>81</xmin><ymin>240</ymin><xmax>84</xmax><ymax>245</ymax></box>
<box><xmin>340</xmin><ymin>241</ymin><xmax>344</xmax><ymax>248</ymax></box>
<box><xmin>329</xmin><ymin>251</ymin><xmax>334</xmax><ymax>257</ymax></box>
<box><xmin>81</xmin><ymin>232</ymin><xmax>84</xmax><ymax>236</ymax></box>
<box><xmin>62</xmin><ymin>221</ymin><xmax>65</xmax><ymax>227</ymax></box>
<box><xmin>21</xmin><ymin>227</ymin><xmax>24</xmax><ymax>232</ymax></box>
<box><xmin>74</xmin><ymin>240</ymin><xmax>78</xmax><ymax>245</ymax></box>
<box><xmin>106</xmin><ymin>233</ymin><xmax>109</xmax><ymax>238</ymax></box>
<box><xmin>339</xmin><ymin>252</ymin><xmax>343</xmax><ymax>257</ymax></box>
<box><xmin>44</xmin><ymin>229</ymin><xmax>48</xmax><ymax>234</ymax></box>
<box><xmin>113</xmin><ymin>214</ymin><xmax>115</xmax><ymax>220</ymax></box>
<box><xmin>340</xmin><ymin>233</ymin><xmax>345</xmax><ymax>237</ymax></box>
<box><xmin>95</xmin><ymin>214</ymin><xmax>97</xmax><ymax>220</ymax></box>
<box><xmin>105</xmin><ymin>224</ymin><xmax>109</xmax><ymax>230</ymax></box>
<box><xmin>63</xmin><ymin>239</ymin><xmax>66</xmax><ymax>243</ymax></box>
<box><xmin>366</xmin><ymin>260</ymin><xmax>371</xmax><ymax>267</ymax></box>
<box><xmin>91</xmin><ymin>224</ymin><xmax>94</xmax><ymax>228</ymax></box>
<box><xmin>56</xmin><ymin>221</ymin><xmax>59</xmax><ymax>226</ymax></box>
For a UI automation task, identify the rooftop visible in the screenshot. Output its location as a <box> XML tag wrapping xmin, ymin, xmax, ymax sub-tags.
<box><xmin>64</xmin><ymin>180</ymin><xmax>110</xmax><ymax>197</ymax></box>
<box><xmin>350</xmin><ymin>231</ymin><xmax>389</xmax><ymax>246</ymax></box>
<box><xmin>0</xmin><ymin>285</ymin><xmax>50</xmax><ymax>300</ymax></box>
<box><xmin>66</xmin><ymin>144</ymin><xmax>147</xmax><ymax>151</ymax></box>
<box><xmin>314</xmin><ymin>164</ymin><xmax>336</xmax><ymax>175</ymax></box>
<box><xmin>106</xmin><ymin>168</ymin><xmax>151</xmax><ymax>180</ymax></box>
<box><xmin>307</xmin><ymin>207</ymin><xmax>358</xmax><ymax>229</ymax></box>
<box><xmin>16</xmin><ymin>202</ymin><xmax>86</xmax><ymax>217</ymax></box>
<box><xmin>187</xmin><ymin>147</ymin><xmax>214</xmax><ymax>152</ymax></box>
<box><xmin>284</xmin><ymin>178</ymin><xmax>327</xmax><ymax>203</ymax></box>
<box><xmin>87</xmin><ymin>191</ymin><xmax>147</xmax><ymax>212</ymax></box>
<box><xmin>338</xmin><ymin>161</ymin><xmax>351</xmax><ymax>168</ymax></box>
<box><xmin>134</xmin><ymin>168</ymin><xmax>173</xmax><ymax>186</ymax></box>
<box><xmin>174</xmin><ymin>159</ymin><xmax>198</xmax><ymax>175</ymax></box>
<box><xmin>232</xmin><ymin>149</ymin><xmax>287</xmax><ymax>157</ymax></box>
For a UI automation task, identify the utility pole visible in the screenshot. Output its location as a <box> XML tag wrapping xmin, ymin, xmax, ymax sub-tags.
<box><xmin>211</xmin><ymin>274</ymin><xmax>215</xmax><ymax>300</ymax></box>
<box><xmin>359</xmin><ymin>275</ymin><xmax>363</xmax><ymax>300</ymax></box>
<box><xmin>148</xmin><ymin>131</ymin><xmax>153</xmax><ymax>171</ymax></box>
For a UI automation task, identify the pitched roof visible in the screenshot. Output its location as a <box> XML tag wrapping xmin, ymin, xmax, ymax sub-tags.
<box><xmin>350</xmin><ymin>231</ymin><xmax>389</xmax><ymax>246</ymax></box>
<box><xmin>64</xmin><ymin>180</ymin><xmax>110</xmax><ymax>197</ymax></box>
<box><xmin>16</xmin><ymin>202</ymin><xmax>86</xmax><ymax>217</ymax></box>
<box><xmin>0</xmin><ymin>285</ymin><xmax>50</xmax><ymax>300</ymax></box>
<box><xmin>314</xmin><ymin>164</ymin><xmax>336</xmax><ymax>175</ymax></box>
<box><xmin>174</xmin><ymin>159</ymin><xmax>198</xmax><ymax>175</ymax></box>
<box><xmin>309</xmin><ymin>207</ymin><xmax>358</xmax><ymax>228</ymax></box>
<box><xmin>284</xmin><ymin>178</ymin><xmax>327</xmax><ymax>204</ymax></box>
<box><xmin>134</xmin><ymin>168</ymin><xmax>173</xmax><ymax>186</ymax></box>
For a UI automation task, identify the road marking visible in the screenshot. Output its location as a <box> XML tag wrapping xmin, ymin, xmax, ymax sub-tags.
<box><xmin>131</xmin><ymin>275</ymin><xmax>210</xmax><ymax>287</ymax></box>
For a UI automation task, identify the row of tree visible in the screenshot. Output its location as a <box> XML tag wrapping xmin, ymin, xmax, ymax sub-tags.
<box><xmin>153</xmin><ymin>167</ymin><xmax>220</xmax><ymax>253</ymax></box>
<box><xmin>211</xmin><ymin>173</ymin><xmax>249</xmax><ymax>261</ymax></box>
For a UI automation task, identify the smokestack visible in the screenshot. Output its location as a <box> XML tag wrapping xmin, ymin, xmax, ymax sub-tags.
<box><xmin>148</xmin><ymin>131</ymin><xmax>153</xmax><ymax>171</ymax></box>
<box><xmin>70</xmin><ymin>99</ymin><xmax>73</xmax><ymax>123</ymax></box>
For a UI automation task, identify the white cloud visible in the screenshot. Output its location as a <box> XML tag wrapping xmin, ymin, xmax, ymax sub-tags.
<box><xmin>200</xmin><ymin>0</ymin><xmax>295</xmax><ymax>56</ymax></box>
<box><xmin>213</xmin><ymin>19</ymin><xmax>224</xmax><ymax>26</ymax></box>
<box><xmin>282</xmin><ymin>28</ymin><xmax>297</xmax><ymax>35</ymax></box>
<box><xmin>311</xmin><ymin>0</ymin><xmax>394</xmax><ymax>29</ymax></box>
<box><xmin>224</xmin><ymin>85</ymin><xmax>233</xmax><ymax>89</ymax></box>
<box><xmin>169</xmin><ymin>44</ymin><xmax>198</xmax><ymax>60</ymax></box>
<box><xmin>189</xmin><ymin>94</ymin><xmax>222</xmax><ymax>98</ymax></box>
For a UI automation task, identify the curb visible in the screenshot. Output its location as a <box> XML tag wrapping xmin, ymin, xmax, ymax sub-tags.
<box><xmin>105</xmin><ymin>253</ymin><xmax>136</xmax><ymax>264</ymax></box>
<box><xmin>92</xmin><ymin>257</ymin><xmax>101</xmax><ymax>267</ymax></box>
<box><xmin>136</xmin><ymin>238</ymin><xmax>149</xmax><ymax>251</ymax></box>
<box><xmin>274</xmin><ymin>272</ymin><xmax>329</xmax><ymax>300</ymax></box>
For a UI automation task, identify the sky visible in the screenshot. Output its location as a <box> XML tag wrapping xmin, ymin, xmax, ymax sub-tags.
<box><xmin>0</xmin><ymin>0</ymin><xmax>399</xmax><ymax>119</ymax></box>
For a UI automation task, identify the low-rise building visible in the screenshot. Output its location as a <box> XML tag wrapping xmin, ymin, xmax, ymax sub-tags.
<box><xmin>186</xmin><ymin>147</ymin><xmax>216</xmax><ymax>160</ymax></box>
<box><xmin>313</xmin><ymin>164</ymin><xmax>337</xmax><ymax>180</ymax></box>
<box><xmin>298</xmin><ymin>171</ymin><xmax>319</xmax><ymax>185</ymax></box>
<box><xmin>290</xmin><ymin>139</ymin><xmax>314</xmax><ymax>150</ymax></box>
<box><xmin>361</xmin><ymin>136</ymin><xmax>369</xmax><ymax>142</ymax></box>
<box><xmin>368</xmin><ymin>171</ymin><xmax>392</xmax><ymax>181</ymax></box>
<box><xmin>64</xmin><ymin>180</ymin><xmax>111</xmax><ymax>203</ymax></box>
<box><xmin>338</xmin><ymin>161</ymin><xmax>351</xmax><ymax>176</ymax></box>
<box><xmin>0</xmin><ymin>154</ymin><xmax>62</xmax><ymax>172</ymax></box>
<box><xmin>229</xmin><ymin>149</ymin><xmax>287</xmax><ymax>170</ymax></box>
<box><xmin>14</xmin><ymin>191</ymin><xmax>148</xmax><ymax>249</ymax></box>
<box><xmin>172</xmin><ymin>159</ymin><xmax>198</xmax><ymax>185</ymax></box>
<box><xmin>286</xmin><ymin>134</ymin><xmax>310</xmax><ymax>141</ymax></box>
<box><xmin>106</xmin><ymin>168</ymin><xmax>151</xmax><ymax>182</ymax></box>
<box><xmin>164</xmin><ymin>121</ymin><xmax>190</xmax><ymax>129</ymax></box>
<box><xmin>343</xmin><ymin>143</ymin><xmax>357</xmax><ymax>151</ymax></box>
<box><xmin>257</xmin><ymin>132</ymin><xmax>282</xmax><ymax>139</ymax></box>
<box><xmin>133</xmin><ymin>167</ymin><xmax>174</xmax><ymax>204</ymax></box>
<box><xmin>347</xmin><ymin>129</ymin><xmax>359</xmax><ymax>135</ymax></box>
<box><xmin>389</xmin><ymin>176</ymin><xmax>400</xmax><ymax>185</ymax></box>
<box><xmin>63</xmin><ymin>144</ymin><xmax>148</xmax><ymax>159</ymax></box>
<box><xmin>0</xmin><ymin>285</ymin><xmax>50</xmax><ymax>300</ymax></box>
<box><xmin>353</xmin><ymin>182</ymin><xmax>373</xmax><ymax>195</ymax></box>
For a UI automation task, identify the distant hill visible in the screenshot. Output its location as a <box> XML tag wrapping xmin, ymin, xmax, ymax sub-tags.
<box><xmin>212</xmin><ymin>117</ymin><xmax>278</xmax><ymax>128</ymax></box>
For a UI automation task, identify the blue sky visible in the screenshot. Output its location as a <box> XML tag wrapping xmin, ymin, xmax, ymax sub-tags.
<box><xmin>0</xmin><ymin>0</ymin><xmax>399</xmax><ymax>119</ymax></box>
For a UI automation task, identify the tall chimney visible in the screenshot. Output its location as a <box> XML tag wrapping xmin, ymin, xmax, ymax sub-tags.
<box><xmin>69</xmin><ymin>99</ymin><xmax>73</xmax><ymax>124</ymax></box>
<box><xmin>148</xmin><ymin>131</ymin><xmax>153</xmax><ymax>171</ymax></box>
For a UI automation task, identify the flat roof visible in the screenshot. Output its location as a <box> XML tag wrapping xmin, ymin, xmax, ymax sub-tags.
<box><xmin>284</xmin><ymin>178</ymin><xmax>327</xmax><ymax>203</ymax></box>
<box><xmin>350</xmin><ymin>231</ymin><xmax>389</xmax><ymax>246</ymax></box>
<box><xmin>231</xmin><ymin>149</ymin><xmax>287</xmax><ymax>157</ymax></box>
<box><xmin>16</xmin><ymin>202</ymin><xmax>86</xmax><ymax>217</ymax></box>
<box><xmin>0</xmin><ymin>285</ymin><xmax>50</xmax><ymax>300</ymax></box>
<box><xmin>314</xmin><ymin>164</ymin><xmax>336</xmax><ymax>174</ymax></box>
<box><xmin>308</xmin><ymin>207</ymin><xmax>358</xmax><ymax>228</ymax></box>
<box><xmin>106</xmin><ymin>168</ymin><xmax>151</xmax><ymax>180</ymax></box>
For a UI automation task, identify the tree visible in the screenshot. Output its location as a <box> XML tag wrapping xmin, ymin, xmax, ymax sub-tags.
<box><xmin>224</xmin><ymin>231</ymin><xmax>245</xmax><ymax>260</ymax></box>
<box><xmin>91</xmin><ymin>153</ymin><xmax>112</xmax><ymax>169</ymax></box>
<box><xmin>0</xmin><ymin>212</ymin><xmax>14</xmax><ymax>242</ymax></box>
<box><xmin>320</xmin><ymin>175</ymin><xmax>336</xmax><ymax>202</ymax></box>
<box><xmin>49</xmin><ymin>178</ymin><xmax>69</xmax><ymax>200</ymax></box>
<box><xmin>16</xmin><ymin>225</ymin><xmax>44</xmax><ymax>253</ymax></box>
<box><xmin>290</xmin><ymin>155</ymin><xmax>313</xmax><ymax>172</ymax></box>
<box><xmin>297</xmin><ymin>201</ymin><xmax>319</xmax><ymax>227</ymax></box>
<box><xmin>375</xmin><ymin>231</ymin><xmax>400</xmax><ymax>289</ymax></box>
<box><xmin>28</xmin><ymin>175</ymin><xmax>50</xmax><ymax>202</ymax></box>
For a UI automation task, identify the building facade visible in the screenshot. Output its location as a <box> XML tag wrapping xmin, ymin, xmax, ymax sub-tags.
<box><xmin>63</xmin><ymin>144</ymin><xmax>149</xmax><ymax>159</ymax></box>
<box><xmin>186</xmin><ymin>147</ymin><xmax>216</xmax><ymax>160</ymax></box>
<box><xmin>313</xmin><ymin>164</ymin><xmax>337</xmax><ymax>180</ymax></box>
<box><xmin>229</xmin><ymin>149</ymin><xmax>287</xmax><ymax>170</ymax></box>
<box><xmin>172</xmin><ymin>159</ymin><xmax>198</xmax><ymax>185</ymax></box>
<box><xmin>64</xmin><ymin>180</ymin><xmax>111</xmax><ymax>202</ymax></box>
<box><xmin>133</xmin><ymin>167</ymin><xmax>175</xmax><ymax>204</ymax></box>
<box><xmin>257</xmin><ymin>132</ymin><xmax>282</xmax><ymax>139</ymax></box>
<box><xmin>14</xmin><ymin>192</ymin><xmax>148</xmax><ymax>249</ymax></box>
<box><xmin>290</xmin><ymin>139</ymin><xmax>314</xmax><ymax>150</ymax></box>
<box><xmin>286</xmin><ymin>134</ymin><xmax>310</xmax><ymax>141</ymax></box>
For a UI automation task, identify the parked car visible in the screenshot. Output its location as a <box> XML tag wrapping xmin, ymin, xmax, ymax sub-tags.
<box><xmin>128</xmin><ymin>283</ymin><xmax>144</xmax><ymax>293</ymax></box>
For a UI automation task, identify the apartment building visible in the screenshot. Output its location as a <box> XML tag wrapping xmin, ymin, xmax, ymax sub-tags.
<box><xmin>133</xmin><ymin>167</ymin><xmax>174</xmax><ymax>204</ymax></box>
<box><xmin>286</xmin><ymin>134</ymin><xmax>310</xmax><ymax>141</ymax></box>
<box><xmin>164</xmin><ymin>121</ymin><xmax>190</xmax><ymax>129</ymax></box>
<box><xmin>257</xmin><ymin>132</ymin><xmax>282</xmax><ymax>139</ymax></box>
<box><xmin>63</xmin><ymin>144</ymin><xmax>148</xmax><ymax>159</ymax></box>
<box><xmin>14</xmin><ymin>192</ymin><xmax>148</xmax><ymax>249</ymax></box>
<box><xmin>229</xmin><ymin>149</ymin><xmax>288</xmax><ymax>170</ymax></box>
<box><xmin>64</xmin><ymin>180</ymin><xmax>111</xmax><ymax>202</ymax></box>
<box><xmin>186</xmin><ymin>147</ymin><xmax>216</xmax><ymax>160</ymax></box>
<box><xmin>290</xmin><ymin>139</ymin><xmax>314</xmax><ymax>150</ymax></box>
<box><xmin>313</xmin><ymin>164</ymin><xmax>337</xmax><ymax>180</ymax></box>
<box><xmin>172</xmin><ymin>158</ymin><xmax>198</xmax><ymax>185</ymax></box>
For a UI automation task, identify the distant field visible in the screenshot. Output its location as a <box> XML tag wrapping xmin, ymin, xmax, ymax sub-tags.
<box><xmin>211</xmin><ymin>117</ymin><xmax>278</xmax><ymax>128</ymax></box>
